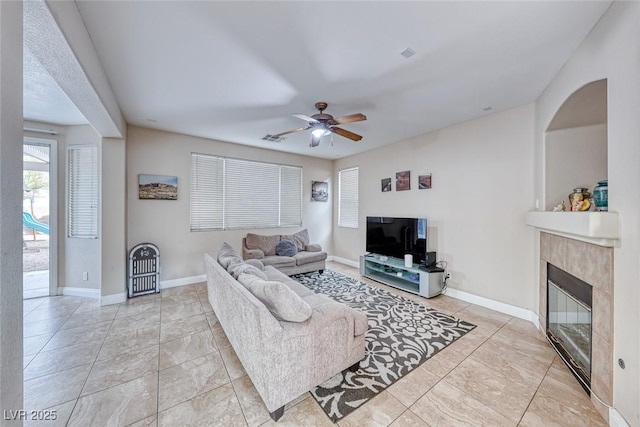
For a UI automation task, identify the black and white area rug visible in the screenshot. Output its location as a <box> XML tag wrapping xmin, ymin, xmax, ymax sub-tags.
<box><xmin>293</xmin><ymin>270</ymin><xmax>476</xmax><ymax>422</ymax></box>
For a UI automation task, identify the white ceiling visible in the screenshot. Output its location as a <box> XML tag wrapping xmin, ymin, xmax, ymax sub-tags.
<box><xmin>24</xmin><ymin>46</ymin><xmax>88</xmax><ymax>126</ymax></box>
<box><xmin>26</xmin><ymin>1</ymin><xmax>612</xmax><ymax>159</ymax></box>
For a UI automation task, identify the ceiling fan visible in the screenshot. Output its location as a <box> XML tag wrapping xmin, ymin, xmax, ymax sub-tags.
<box><xmin>271</xmin><ymin>102</ymin><xmax>367</xmax><ymax>147</ymax></box>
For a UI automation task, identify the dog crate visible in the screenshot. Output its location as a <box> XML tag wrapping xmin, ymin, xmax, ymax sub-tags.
<box><xmin>128</xmin><ymin>243</ymin><xmax>161</xmax><ymax>297</ymax></box>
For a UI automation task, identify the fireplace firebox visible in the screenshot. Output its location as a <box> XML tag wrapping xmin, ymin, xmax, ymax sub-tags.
<box><xmin>546</xmin><ymin>263</ymin><xmax>592</xmax><ymax>394</ymax></box>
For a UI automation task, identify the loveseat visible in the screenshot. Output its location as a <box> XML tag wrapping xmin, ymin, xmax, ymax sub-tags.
<box><xmin>242</xmin><ymin>229</ymin><xmax>327</xmax><ymax>275</ymax></box>
<box><xmin>204</xmin><ymin>243</ymin><xmax>367</xmax><ymax>422</ymax></box>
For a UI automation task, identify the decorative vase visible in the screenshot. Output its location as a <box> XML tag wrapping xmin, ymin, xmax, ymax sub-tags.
<box><xmin>568</xmin><ymin>188</ymin><xmax>592</xmax><ymax>211</ymax></box>
<box><xmin>593</xmin><ymin>180</ymin><xmax>608</xmax><ymax>211</ymax></box>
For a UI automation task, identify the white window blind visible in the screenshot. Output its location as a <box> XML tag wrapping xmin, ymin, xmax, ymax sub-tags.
<box><xmin>338</xmin><ymin>166</ymin><xmax>359</xmax><ymax>228</ymax></box>
<box><xmin>68</xmin><ymin>145</ymin><xmax>98</xmax><ymax>238</ymax></box>
<box><xmin>190</xmin><ymin>154</ymin><xmax>224</xmax><ymax>231</ymax></box>
<box><xmin>190</xmin><ymin>153</ymin><xmax>302</xmax><ymax>231</ymax></box>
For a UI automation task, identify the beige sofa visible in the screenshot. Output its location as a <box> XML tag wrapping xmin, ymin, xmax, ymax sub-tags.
<box><xmin>242</xmin><ymin>229</ymin><xmax>327</xmax><ymax>275</ymax></box>
<box><xmin>204</xmin><ymin>243</ymin><xmax>367</xmax><ymax>421</ymax></box>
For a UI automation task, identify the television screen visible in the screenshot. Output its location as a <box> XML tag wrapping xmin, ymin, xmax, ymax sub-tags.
<box><xmin>366</xmin><ymin>217</ymin><xmax>427</xmax><ymax>262</ymax></box>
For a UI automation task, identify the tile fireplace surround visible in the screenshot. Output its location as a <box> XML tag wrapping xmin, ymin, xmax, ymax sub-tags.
<box><xmin>539</xmin><ymin>232</ymin><xmax>613</xmax><ymax>420</ymax></box>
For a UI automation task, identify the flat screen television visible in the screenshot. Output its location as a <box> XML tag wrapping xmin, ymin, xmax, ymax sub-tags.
<box><xmin>366</xmin><ymin>216</ymin><xmax>427</xmax><ymax>262</ymax></box>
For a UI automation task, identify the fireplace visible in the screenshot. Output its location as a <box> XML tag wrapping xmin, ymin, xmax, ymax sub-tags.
<box><xmin>538</xmin><ymin>232</ymin><xmax>613</xmax><ymax>420</ymax></box>
<box><xmin>546</xmin><ymin>263</ymin><xmax>592</xmax><ymax>393</ymax></box>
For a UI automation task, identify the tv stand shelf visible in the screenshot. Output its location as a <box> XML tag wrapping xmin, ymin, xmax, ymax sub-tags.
<box><xmin>360</xmin><ymin>254</ymin><xmax>444</xmax><ymax>298</ymax></box>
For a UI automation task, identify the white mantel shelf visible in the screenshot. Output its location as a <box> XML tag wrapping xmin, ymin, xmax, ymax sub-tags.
<box><xmin>525</xmin><ymin>211</ymin><xmax>620</xmax><ymax>247</ymax></box>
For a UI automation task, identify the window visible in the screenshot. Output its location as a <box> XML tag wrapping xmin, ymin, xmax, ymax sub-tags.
<box><xmin>190</xmin><ymin>153</ymin><xmax>302</xmax><ymax>231</ymax></box>
<box><xmin>338</xmin><ymin>166</ymin><xmax>359</xmax><ymax>228</ymax></box>
<box><xmin>67</xmin><ymin>145</ymin><xmax>98</xmax><ymax>238</ymax></box>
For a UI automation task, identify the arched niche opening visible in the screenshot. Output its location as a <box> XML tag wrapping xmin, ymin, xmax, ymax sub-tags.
<box><xmin>544</xmin><ymin>79</ymin><xmax>607</xmax><ymax>211</ymax></box>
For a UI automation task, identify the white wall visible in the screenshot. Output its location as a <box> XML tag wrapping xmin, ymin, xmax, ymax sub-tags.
<box><xmin>101</xmin><ymin>137</ymin><xmax>127</xmax><ymax>298</ymax></box>
<box><xmin>0</xmin><ymin>1</ymin><xmax>23</xmax><ymax>420</ymax></box>
<box><xmin>62</xmin><ymin>125</ymin><xmax>102</xmax><ymax>291</ymax></box>
<box><xmin>334</xmin><ymin>104</ymin><xmax>536</xmax><ymax>310</ymax></box>
<box><xmin>545</xmin><ymin>124</ymin><xmax>607</xmax><ymax>210</ymax></box>
<box><xmin>535</xmin><ymin>2</ymin><xmax>640</xmax><ymax>424</ymax></box>
<box><xmin>126</xmin><ymin>126</ymin><xmax>334</xmax><ymax>281</ymax></box>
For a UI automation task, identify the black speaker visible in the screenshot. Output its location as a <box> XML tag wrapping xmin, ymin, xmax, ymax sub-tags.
<box><xmin>425</xmin><ymin>251</ymin><xmax>437</xmax><ymax>267</ymax></box>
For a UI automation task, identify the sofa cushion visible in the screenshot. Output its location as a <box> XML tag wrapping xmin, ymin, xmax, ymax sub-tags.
<box><xmin>229</xmin><ymin>263</ymin><xmax>268</xmax><ymax>280</ymax></box>
<box><xmin>300</xmin><ymin>293</ymin><xmax>368</xmax><ymax>337</ymax></box>
<box><xmin>305</xmin><ymin>243</ymin><xmax>322</xmax><ymax>252</ymax></box>
<box><xmin>261</xmin><ymin>256</ymin><xmax>296</xmax><ymax>269</ymax></box>
<box><xmin>237</xmin><ymin>273</ymin><xmax>312</xmax><ymax>322</ymax></box>
<box><xmin>246</xmin><ymin>233</ymin><xmax>281</xmax><ymax>257</ymax></box>
<box><xmin>226</xmin><ymin>257</ymin><xmax>245</xmax><ymax>274</ymax></box>
<box><xmin>293</xmin><ymin>250</ymin><xmax>327</xmax><ymax>266</ymax></box>
<box><xmin>276</xmin><ymin>240</ymin><xmax>298</xmax><ymax>257</ymax></box>
<box><xmin>218</xmin><ymin>242</ymin><xmax>243</xmax><ymax>269</ymax></box>
<box><xmin>281</xmin><ymin>229</ymin><xmax>310</xmax><ymax>251</ymax></box>
<box><xmin>245</xmin><ymin>259</ymin><xmax>265</xmax><ymax>270</ymax></box>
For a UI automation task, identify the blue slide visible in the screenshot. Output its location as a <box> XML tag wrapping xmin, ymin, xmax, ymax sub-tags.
<box><xmin>23</xmin><ymin>212</ymin><xmax>49</xmax><ymax>235</ymax></box>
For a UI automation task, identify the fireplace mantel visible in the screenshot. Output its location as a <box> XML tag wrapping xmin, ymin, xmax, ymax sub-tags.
<box><xmin>526</xmin><ymin>211</ymin><xmax>619</xmax><ymax>247</ymax></box>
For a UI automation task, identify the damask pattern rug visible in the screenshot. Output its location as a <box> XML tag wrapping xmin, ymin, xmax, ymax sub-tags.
<box><xmin>293</xmin><ymin>270</ymin><xmax>476</xmax><ymax>422</ymax></box>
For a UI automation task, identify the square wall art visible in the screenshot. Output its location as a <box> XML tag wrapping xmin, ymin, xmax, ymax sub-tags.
<box><xmin>419</xmin><ymin>174</ymin><xmax>432</xmax><ymax>189</ymax></box>
<box><xmin>396</xmin><ymin>170</ymin><xmax>411</xmax><ymax>191</ymax></box>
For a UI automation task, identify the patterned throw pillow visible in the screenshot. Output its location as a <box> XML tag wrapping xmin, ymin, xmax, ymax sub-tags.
<box><xmin>276</xmin><ymin>240</ymin><xmax>298</xmax><ymax>257</ymax></box>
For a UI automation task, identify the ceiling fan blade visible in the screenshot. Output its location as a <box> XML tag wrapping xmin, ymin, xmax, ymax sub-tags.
<box><xmin>271</xmin><ymin>126</ymin><xmax>309</xmax><ymax>138</ymax></box>
<box><xmin>292</xmin><ymin>114</ymin><xmax>319</xmax><ymax>123</ymax></box>
<box><xmin>330</xmin><ymin>127</ymin><xmax>363</xmax><ymax>142</ymax></box>
<box><xmin>332</xmin><ymin>113</ymin><xmax>367</xmax><ymax>125</ymax></box>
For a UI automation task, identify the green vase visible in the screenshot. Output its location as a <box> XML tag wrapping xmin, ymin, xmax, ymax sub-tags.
<box><xmin>593</xmin><ymin>180</ymin><xmax>608</xmax><ymax>211</ymax></box>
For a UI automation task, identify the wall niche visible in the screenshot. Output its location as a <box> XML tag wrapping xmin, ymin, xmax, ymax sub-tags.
<box><xmin>544</xmin><ymin>79</ymin><xmax>607</xmax><ymax>211</ymax></box>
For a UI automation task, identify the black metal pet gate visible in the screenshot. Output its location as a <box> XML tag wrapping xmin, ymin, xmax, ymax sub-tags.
<box><xmin>128</xmin><ymin>243</ymin><xmax>161</xmax><ymax>297</ymax></box>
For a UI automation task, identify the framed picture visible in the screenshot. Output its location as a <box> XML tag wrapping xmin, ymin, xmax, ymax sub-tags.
<box><xmin>396</xmin><ymin>170</ymin><xmax>411</xmax><ymax>191</ymax></box>
<box><xmin>138</xmin><ymin>174</ymin><xmax>178</xmax><ymax>200</ymax></box>
<box><xmin>381</xmin><ymin>178</ymin><xmax>392</xmax><ymax>192</ymax></box>
<box><xmin>418</xmin><ymin>174</ymin><xmax>432</xmax><ymax>189</ymax></box>
<box><xmin>311</xmin><ymin>181</ymin><xmax>329</xmax><ymax>202</ymax></box>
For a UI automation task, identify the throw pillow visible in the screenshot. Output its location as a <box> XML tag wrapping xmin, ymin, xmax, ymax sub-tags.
<box><xmin>226</xmin><ymin>257</ymin><xmax>244</xmax><ymax>274</ymax></box>
<box><xmin>276</xmin><ymin>240</ymin><xmax>298</xmax><ymax>257</ymax></box>
<box><xmin>229</xmin><ymin>263</ymin><xmax>268</xmax><ymax>280</ymax></box>
<box><xmin>237</xmin><ymin>273</ymin><xmax>312</xmax><ymax>322</ymax></box>
<box><xmin>218</xmin><ymin>242</ymin><xmax>242</xmax><ymax>268</ymax></box>
<box><xmin>246</xmin><ymin>233</ymin><xmax>281</xmax><ymax>257</ymax></box>
<box><xmin>282</xmin><ymin>229</ymin><xmax>310</xmax><ymax>251</ymax></box>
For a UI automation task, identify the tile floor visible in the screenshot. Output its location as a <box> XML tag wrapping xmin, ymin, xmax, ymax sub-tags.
<box><xmin>21</xmin><ymin>261</ymin><xmax>608</xmax><ymax>426</ymax></box>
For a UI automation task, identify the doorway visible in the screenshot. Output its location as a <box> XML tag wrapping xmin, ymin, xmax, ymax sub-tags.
<box><xmin>23</xmin><ymin>137</ymin><xmax>57</xmax><ymax>298</ymax></box>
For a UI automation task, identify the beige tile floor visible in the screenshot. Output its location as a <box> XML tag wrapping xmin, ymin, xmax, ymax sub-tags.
<box><xmin>21</xmin><ymin>261</ymin><xmax>607</xmax><ymax>426</ymax></box>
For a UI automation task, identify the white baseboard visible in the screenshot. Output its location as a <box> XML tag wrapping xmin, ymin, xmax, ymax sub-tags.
<box><xmin>610</xmin><ymin>407</ymin><xmax>630</xmax><ymax>427</ymax></box>
<box><xmin>331</xmin><ymin>256</ymin><xmax>359</xmax><ymax>269</ymax></box>
<box><xmin>100</xmin><ymin>292</ymin><xmax>127</xmax><ymax>306</ymax></box>
<box><xmin>160</xmin><ymin>274</ymin><xmax>206</xmax><ymax>290</ymax></box>
<box><xmin>99</xmin><ymin>275</ymin><xmax>205</xmax><ymax>306</ymax></box>
<box><xmin>442</xmin><ymin>288</ymin><xmax>538</xmax><ymax>323</ymax></box>
<box><xmin>58</xmin><ymin>287</ymin><xmax>100</xmax><ymax>299</ymax></box>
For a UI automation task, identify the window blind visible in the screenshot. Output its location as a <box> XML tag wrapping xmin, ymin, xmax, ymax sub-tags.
<box><xmin>68</xmin><ymin>145</ymin><xmax>98</xmax><ymax>238</ymax></box>
<box><xmin>190</xmin><ymin>153</ymin><xmax>302</xmax><ymax>231</ymax></box>
<box><xmin>338</xmin><ymin>166</ymin><xmax>359</xmax><ymax>228</ymax></box>
<box><xmin>280</xmin><ymin>165</ymin><xmax>302</xmax><ymax>227</ymax></box>
<box><xmin>190</xmin><ymin>154</ymin><xmax>224</xmax><ymax>231</ymax></box>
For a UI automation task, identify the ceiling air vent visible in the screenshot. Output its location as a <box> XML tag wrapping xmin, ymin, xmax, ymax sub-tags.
<box><xmin>262</xmin><ymin>134</ymin><xmax>286</xmax><ymax>143</ymax></box>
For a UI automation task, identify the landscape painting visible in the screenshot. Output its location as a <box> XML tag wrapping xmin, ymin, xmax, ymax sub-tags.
<box><xmin>139</xmin><ymin>174</ymin><xmax>178</xmax><ymax>200</ymax></box>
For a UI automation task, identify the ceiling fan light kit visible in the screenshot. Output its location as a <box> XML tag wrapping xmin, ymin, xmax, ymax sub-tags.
<box><xmin>271</xmin><ymin>102</ymin><xmax>367</xmax><ymax>148</ymax></box>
